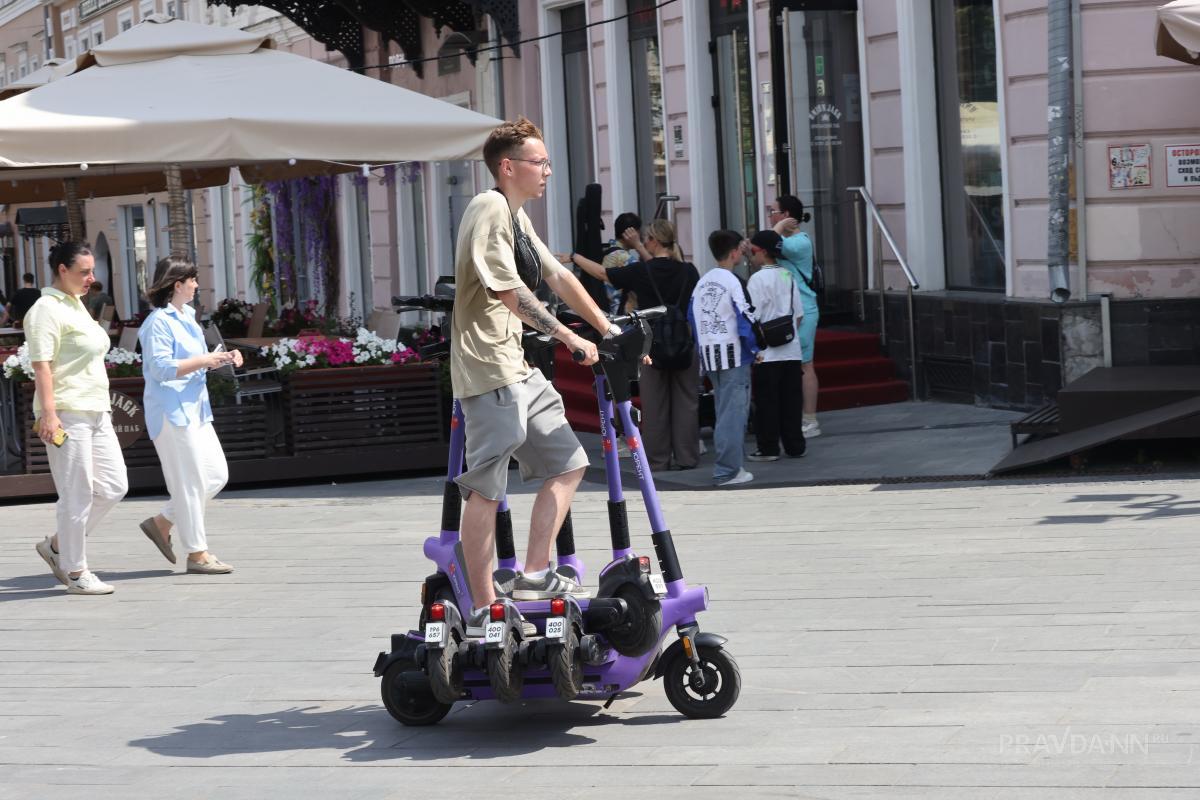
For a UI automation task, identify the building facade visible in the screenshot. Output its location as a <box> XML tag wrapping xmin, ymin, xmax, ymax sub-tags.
<box><xmin>3</xmin><ymin>1</ymin><xmax>1199</xmax><ymax>409</ymax></box>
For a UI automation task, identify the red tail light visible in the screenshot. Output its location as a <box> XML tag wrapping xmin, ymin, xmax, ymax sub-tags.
<box><xmin>550</xmin><ymin>598</ymin><xmax>566</xmax><ymax>616</ymax></box>
<box><xmin>638</xmin><ymin>556</ymin><xmax>651</xmax><ymax>573</ymax></box>
<box><xmin>489</xmin><ymin>602</ymin><xmax>506</xmax><ymax>622</ymax></box>
<box><xmin>429</xmin><ymin>602</ymin><xmax>445</xmax><ymax>622</ymax></box>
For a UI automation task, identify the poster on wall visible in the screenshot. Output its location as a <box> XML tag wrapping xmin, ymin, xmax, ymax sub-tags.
<box><xmin>1108</xmin><ymin>144</ymin><xmax>1151</xmax><ymax>189</ymax></box>
<box><xmin>1165</xmin><ymin>144</ymin><xmax>1200</xmax><ymax>187</ymax></box>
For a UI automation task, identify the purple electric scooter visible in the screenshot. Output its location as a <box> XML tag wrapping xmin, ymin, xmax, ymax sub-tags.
<box><xmin>374</xmin><ymin>294</ymin><xmax>741</xmax><ymax>725</ymax></box>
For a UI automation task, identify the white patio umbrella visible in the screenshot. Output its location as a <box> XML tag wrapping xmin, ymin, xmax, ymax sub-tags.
<box><xmin>1156</xmin><ymin>0</ymin><xmax>1200</xmax><ymax>65</ymax></box>
<box><xmin>0</xmin><ymin>16</ymin><xmax>502</xmax><ymax>247</ymax></box>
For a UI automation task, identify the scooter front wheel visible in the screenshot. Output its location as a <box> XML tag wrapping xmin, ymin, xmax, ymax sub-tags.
<box><xmin>662</xmin><ymin>644</ymin><xmax>741</xmax><ymax>719</ymax></box>
<box><xmin>487</xmin><ymin>628</ymin><xmax>525</xmax><ymax>703</ymax></box>
<box><xmin>381</xmin><ymin>661</ymin><xmax>453</xmax><ymax>726</ymax></box>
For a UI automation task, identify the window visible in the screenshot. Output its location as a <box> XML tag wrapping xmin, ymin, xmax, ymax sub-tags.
<box><xmin>628</xmin><ymin>0</ymin><xmax>666</xmax><ymax>220</ymax></box>
<box><xmin>0</xmin><ymin>74</ymin><xmax>5</xmax><ymax>89</ymax></box>
<box><xmin>935</xmin><ymin>0</ymin><xmax>1005</xmax><ymax>290</ymax></box>
<box><xmin>560</xmin><ymin>4</ymin><xmax>595</xmax><ymax>240</ymax></box>
<box><xmin>30</xmin><ymin>57</ymin><xmax>38</xmax><ymax>72</ymax></box>
<box><xmin>165</xmin><ymin>1</ymin><xmax>176</xmax><ymax>18</ymax></box>
<box><xmin>92</xmin><ymin>22</ymin><xmax>105</xmax><ymax>45</ymax></box>
<box><xmin>65</xmin><ymin>38</ymin><xmax>76</xmax><ymax>59</ymax></box>
<box><xmin>139</xmin><ymin>0</ymin><xmax>155</xmax><ymax>20</ymax></box>
<box><xmin>16</xmin><ymin>52</ymin><xmax>27</xmax><ymax>79</ymax></box>
<box><xmin>710</xmin><ymin>0</ymin><xmax>758</xmax><ymax>235</ymax></box>
<box><xmin>78</xmin><ymin>33</ymin><xmax>90</xmax><ymax>52</ymax></box>
<box><xmin>60</xmin><ymin>9</ymin><xmax>76</xmax><ymax>30</ymax></box>
<box><xmin>121</xmin><ymin>205</ymin><xmax>149</xmax><ymax>317</ymax></box>
<box><xmin>118</xmin><ymin>9</ymin><xmax>133</xmax><ymax>32</ymax></box>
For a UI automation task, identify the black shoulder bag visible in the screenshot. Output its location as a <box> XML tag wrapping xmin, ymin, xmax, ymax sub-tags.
<box><xmin>494</xmin><ymin>189</ymin><xmax>541</xmax><ymax>291</ymax></box>
<box><xmin>753</xmin><ymin>269</ymin><xmax>797</xmax><ymax>349</ymax></box>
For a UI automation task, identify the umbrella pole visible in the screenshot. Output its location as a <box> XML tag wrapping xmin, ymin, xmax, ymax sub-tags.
<box><xmin>63</xmin><ymin>178</ymin><xmax>86</xmax><ymax>241</ymax></box>
<box><xmin>165</xmin><ymin>163</ymin><xmax>190</xmax><ymax>259</ymax></box>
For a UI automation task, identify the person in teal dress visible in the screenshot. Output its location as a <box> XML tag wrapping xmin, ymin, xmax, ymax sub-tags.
<box><xmin>770</xmin><ymin>195</ymin><xmax>821</xmax><ymax>439</ymax></box>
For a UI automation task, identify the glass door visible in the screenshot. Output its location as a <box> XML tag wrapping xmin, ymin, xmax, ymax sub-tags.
<box><xmin>120</xmin><ymin>205</ymin><xmax>149</xmax><ymax>318</ymax></box>
<box><xmin>711</xmin><ymin>0</ymin><xmax>758</xmax><ymax>236</ymax></box>
<box><xmin>775</xmin><ymin>1</ymin><xmax>865</xmax><ymax>319</ymax></box>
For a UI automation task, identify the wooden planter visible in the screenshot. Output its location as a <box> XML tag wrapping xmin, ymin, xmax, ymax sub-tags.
<box><xmin>18</xmin><ymin>377</ymin><xmax>268</xmax><ymax>474</ymax></box>
<box><xmin>281</xmin><ymin>363</ymin><xmax>443</xmax><ymax>455</ymax></box>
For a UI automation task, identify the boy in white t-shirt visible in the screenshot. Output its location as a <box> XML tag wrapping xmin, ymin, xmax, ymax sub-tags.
<box><xmin>688</xmin><ymin>230</ymin><xmax>759</xmax><ymax>487</ymax></box>
<box><xmin>746</xmin><ymin>230</ymin><xmax>806</xmax><ymax>459</ymax></box>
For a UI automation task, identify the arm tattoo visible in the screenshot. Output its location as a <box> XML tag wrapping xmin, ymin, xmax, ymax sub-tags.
<box><xmin>514</xmin><ymin>286</ymin><xmax>560</xmax><ymax>335</ymax></box>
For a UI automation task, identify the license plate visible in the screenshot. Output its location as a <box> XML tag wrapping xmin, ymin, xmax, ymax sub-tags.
<box><xmin>424</xmin><ymin>622</ymin><xmax>445</xmax><ymax>644</ymax></box>
<box><xmin>485</xmin><ymin>621</ymin><xmax>506</xmax><ymax>644</ymax></box>
<box><xmin>545</xmin><ymin>617</ymin><xmax>566</xmax><ymax>639</ymax></box>
<box><xmin>648</xmin><ymin>574</ymin><xmax>667</xmax><ymax>595</ymax></box>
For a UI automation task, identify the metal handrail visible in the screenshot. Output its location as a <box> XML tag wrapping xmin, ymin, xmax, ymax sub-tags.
<box><xmin>848</xmin><ymin>186</ymin><xmax>919</xmax><ymax>289</ymax></box>
<box><xmin>848</xmin><ymin>186</ymin><xmax>919</xmax><ymax>401</ymax></box>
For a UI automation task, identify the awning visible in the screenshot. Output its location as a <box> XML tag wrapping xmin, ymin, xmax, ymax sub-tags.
<box><xmin>1156</xmin><ymin>0</ymin><xmax>1200</xmax><ymax>65</ymax></box>
<box><xmin>14</xmin><ymin>206</ymin><xmax>69</xmax><ymax>238</ymax></box>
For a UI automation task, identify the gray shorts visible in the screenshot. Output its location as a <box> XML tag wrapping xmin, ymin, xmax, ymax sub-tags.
<box><xmin>456</xmin><ymin>370</ymin><xmax>588</xmax><ymax>501</ymax></box>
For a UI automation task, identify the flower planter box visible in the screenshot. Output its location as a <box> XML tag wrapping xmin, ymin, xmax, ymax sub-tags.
<box><xmin>281</xmin><ymin>363</ymin><xmax>443</xmax><ymax>455</ymax></box>
<box><xmin>18</xmin><ymin>377</ymin><xmax>268</xmax><ymax>474</ymax></box>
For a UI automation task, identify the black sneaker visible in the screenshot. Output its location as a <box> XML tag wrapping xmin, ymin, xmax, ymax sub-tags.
<box><xmin>465</xmin><ymin>598</ymin><xmax>536</xmax><ymax>637</ymax></box>
<box><xmin>512</xmin><ymin>570</ymin><xmax>593</xmax><ymax>600</ymax></box>
<box><xmin>747</xmin><ymin>451</ymin><xmax>780</xmax><ymax>462</ymax></box>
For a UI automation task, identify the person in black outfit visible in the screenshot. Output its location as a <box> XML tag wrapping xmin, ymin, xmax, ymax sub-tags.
<box><xmin>572</xmin><ymin>218</ymin><xmax>701</xmax><ymax>470</ymax></box>
<box><xmin>9</xmin><ymin>273</ymin><xmax>42</xmax><ymax>326</ymax></box>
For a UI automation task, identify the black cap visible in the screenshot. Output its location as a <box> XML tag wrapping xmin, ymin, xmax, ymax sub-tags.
<box><xmin>749</xmin><ymin>230</ymin><xmax>783</xmax><ymax>257</ymax></box>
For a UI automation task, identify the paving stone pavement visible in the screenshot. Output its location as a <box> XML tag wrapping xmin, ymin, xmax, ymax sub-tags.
<box><xmin>2</xmin><ymin>474</ymin><xmax>1200</xmax><ymax>798</ymax></box>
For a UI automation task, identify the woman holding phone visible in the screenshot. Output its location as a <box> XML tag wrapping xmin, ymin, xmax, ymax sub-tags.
<box><xmin>28</xmin><ymin>241</ymin><xmax>129</xmax><ymax>595</ymax></box>
<box><xmin>138</xmin><ymin>258</ymin><xmax>241</xmax><ymax>574</ymax></box>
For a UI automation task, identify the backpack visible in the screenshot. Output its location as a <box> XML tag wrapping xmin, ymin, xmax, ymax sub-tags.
<box><xmin>643</xmin><ymin>262</ymin><xmax>695</xmax><ymax>370</ymax></box>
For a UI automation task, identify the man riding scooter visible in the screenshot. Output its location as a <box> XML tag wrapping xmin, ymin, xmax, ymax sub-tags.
<box><xmin>450</xmin><ymin>117</ymin><xmax>618</xmax><ymax>635</ymax></box>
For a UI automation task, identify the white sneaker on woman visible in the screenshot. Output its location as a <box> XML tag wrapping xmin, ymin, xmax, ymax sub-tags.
<box><xmin>802</xmin><ymin>420</ymin><xmax>821</xmax><ymax>438</ymax></box>
<box><xmin>36</xmin><ymin>537</ymin><xmax>68</xmax><ymax>586</ymax></box>
<box><xmin>67</xmin><ymin>570</ymin><xmax>114</xmax><ymax>595</ymax></box>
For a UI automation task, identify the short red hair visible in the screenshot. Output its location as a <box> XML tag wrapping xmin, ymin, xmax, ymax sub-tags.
<box><xmin>483</xmin><ymin>116</ymin><xmax>545</xmax><ymax>178</ymax></box>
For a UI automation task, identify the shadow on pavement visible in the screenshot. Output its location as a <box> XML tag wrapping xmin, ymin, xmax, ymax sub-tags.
<box><xmin>0</xmin><ymin>568</ymin><xmax>177</xmax><ymax>601</ymax></box>
<box><xmin>128</xmin><ymin>700</ymin><xmax>685</xmax><ymax>762</ymax></box>
<box><xmin>1038</xmin><ymin>492</ymin><xmax>1200</xmax><ymax>524</ymax></box>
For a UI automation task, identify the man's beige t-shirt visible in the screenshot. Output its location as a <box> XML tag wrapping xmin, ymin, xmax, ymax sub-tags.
<box><xmin>450</xmin><ymin>190</ymin><xmax>565</xmax><ymax>399</ymax></box>
<box><xmin>24</xmin><ymin>287</ymin><xmax>112</xmax><ymax>415</ymax></box>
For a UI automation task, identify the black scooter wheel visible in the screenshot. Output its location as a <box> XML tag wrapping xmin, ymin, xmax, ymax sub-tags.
<box><xmin>427</xmin><ymin>631</ymin><xmax>463</xmax><ymax>705</ymax></box>
<box><xmin>548</xmin><ymin>624</ymin><xmax>583</xmax><ymax>700</ymax></box>
<box><xmin>381</xmin><ymin>661</ymin><xmax>453</xmax><ymax>726</ymax></box>
<box><xmin>662</xmin><ymin>645</ymin><xmax>741</xmax><ymax>719</ymax></box>
<box><xmin>487</xmin><ymin>629</ymin><xmax>524</xmax><ymax>703</ymax></box>
<box><xmin>606</xmin><ymin>583</ymin><xmax>663</xmax><ymax>657</ymax></box>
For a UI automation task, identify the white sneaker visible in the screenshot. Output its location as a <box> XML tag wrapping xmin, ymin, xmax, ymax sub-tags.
<box><xmin>717</xmin><ymin>468</ymin><xmax>754</xmax><ymax>487</ymax></box>
<box><xmin>698</xmin><ymin>439</ymin><xmax>708</xmax><ymax>455</ymax></box>
<box><xmin>36</xmin><ymin>537</ymin><xmax>68</xmax><ymax>586</ymax></box>
<box><xmin>802</xmin><ymin>420</ymin><xmax>821</xmax><ymax>439</ymax></box>
<box><xmin>67</xmin><ymin>570</ymin><xmax>114</xmax><ymax>595</ymax></box>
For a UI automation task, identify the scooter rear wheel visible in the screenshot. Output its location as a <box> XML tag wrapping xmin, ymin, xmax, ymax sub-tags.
<box><xmin>662</xmin><ymin>645</ymin><xmax>741</xmax><ymax>719</ymax></box>
<box><xmin>381</xmin><ymin>661</ymin><xmax>453</xmax><ymax>726</ymax></box>
<box><xmin>606</xmin><ymin>583</ymin><xmax>663</xmax><ymax>657</ymax></box>
<box><xmin>427</xmin><ymin>630</ymin><xmax>463</xmax><ymax>704</ymax></box>
<box><xmin>548</xmin><ymin>624</ymin><xmax>583</xmax><ymax>700</ymax></box>
<box><xmin>487</xmin><ymin>628</ymin><xmax>524</xmax><ymax>703</ymax></box>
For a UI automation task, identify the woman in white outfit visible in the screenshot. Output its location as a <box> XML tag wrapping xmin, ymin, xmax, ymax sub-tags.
<box><xmin>138</xmin><ymin>259</ymin><xmax>241</xmax><ymax>574</ymax></box>
<box><xmin>29</xmin><ymin>241</ymin><xmax>129</xmax><ymax>595</ymax></box>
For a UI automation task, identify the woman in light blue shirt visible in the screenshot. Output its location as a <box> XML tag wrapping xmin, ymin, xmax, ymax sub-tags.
<box><xmin>138</xmin><ymin>258</ymin><xmax>241</xmax><ymax>574</ymax></box>
<box><xmin>771</xmin><ymin>195</ymin><xmax>822</xmax><ymax>439</ymax></box>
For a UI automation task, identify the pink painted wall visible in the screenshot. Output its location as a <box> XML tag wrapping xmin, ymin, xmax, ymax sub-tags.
<box><xmin>1003</xmin><ymin>0</ymin><xmax>1200</xmax><ymax>300</ymax></box>
<box><xmin>861</xmin><ymin>1</ymin><xmax>909</xmax><ymax>290</ymax></box>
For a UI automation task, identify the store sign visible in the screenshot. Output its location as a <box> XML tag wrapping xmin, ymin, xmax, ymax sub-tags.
<box><xmin>1165</xmin><ymin>144</ymin><xmax>1200</xmax><ymax>187</ymax></box>
<box><xmin>110</xmin><ymin>390</ymin><xmax>146</xmax><ymax>449</ymax></box>
<box><xmin>809</xmin><ymin>103</ymin><xmax>842</xmax><ymax>147</ymax></box>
